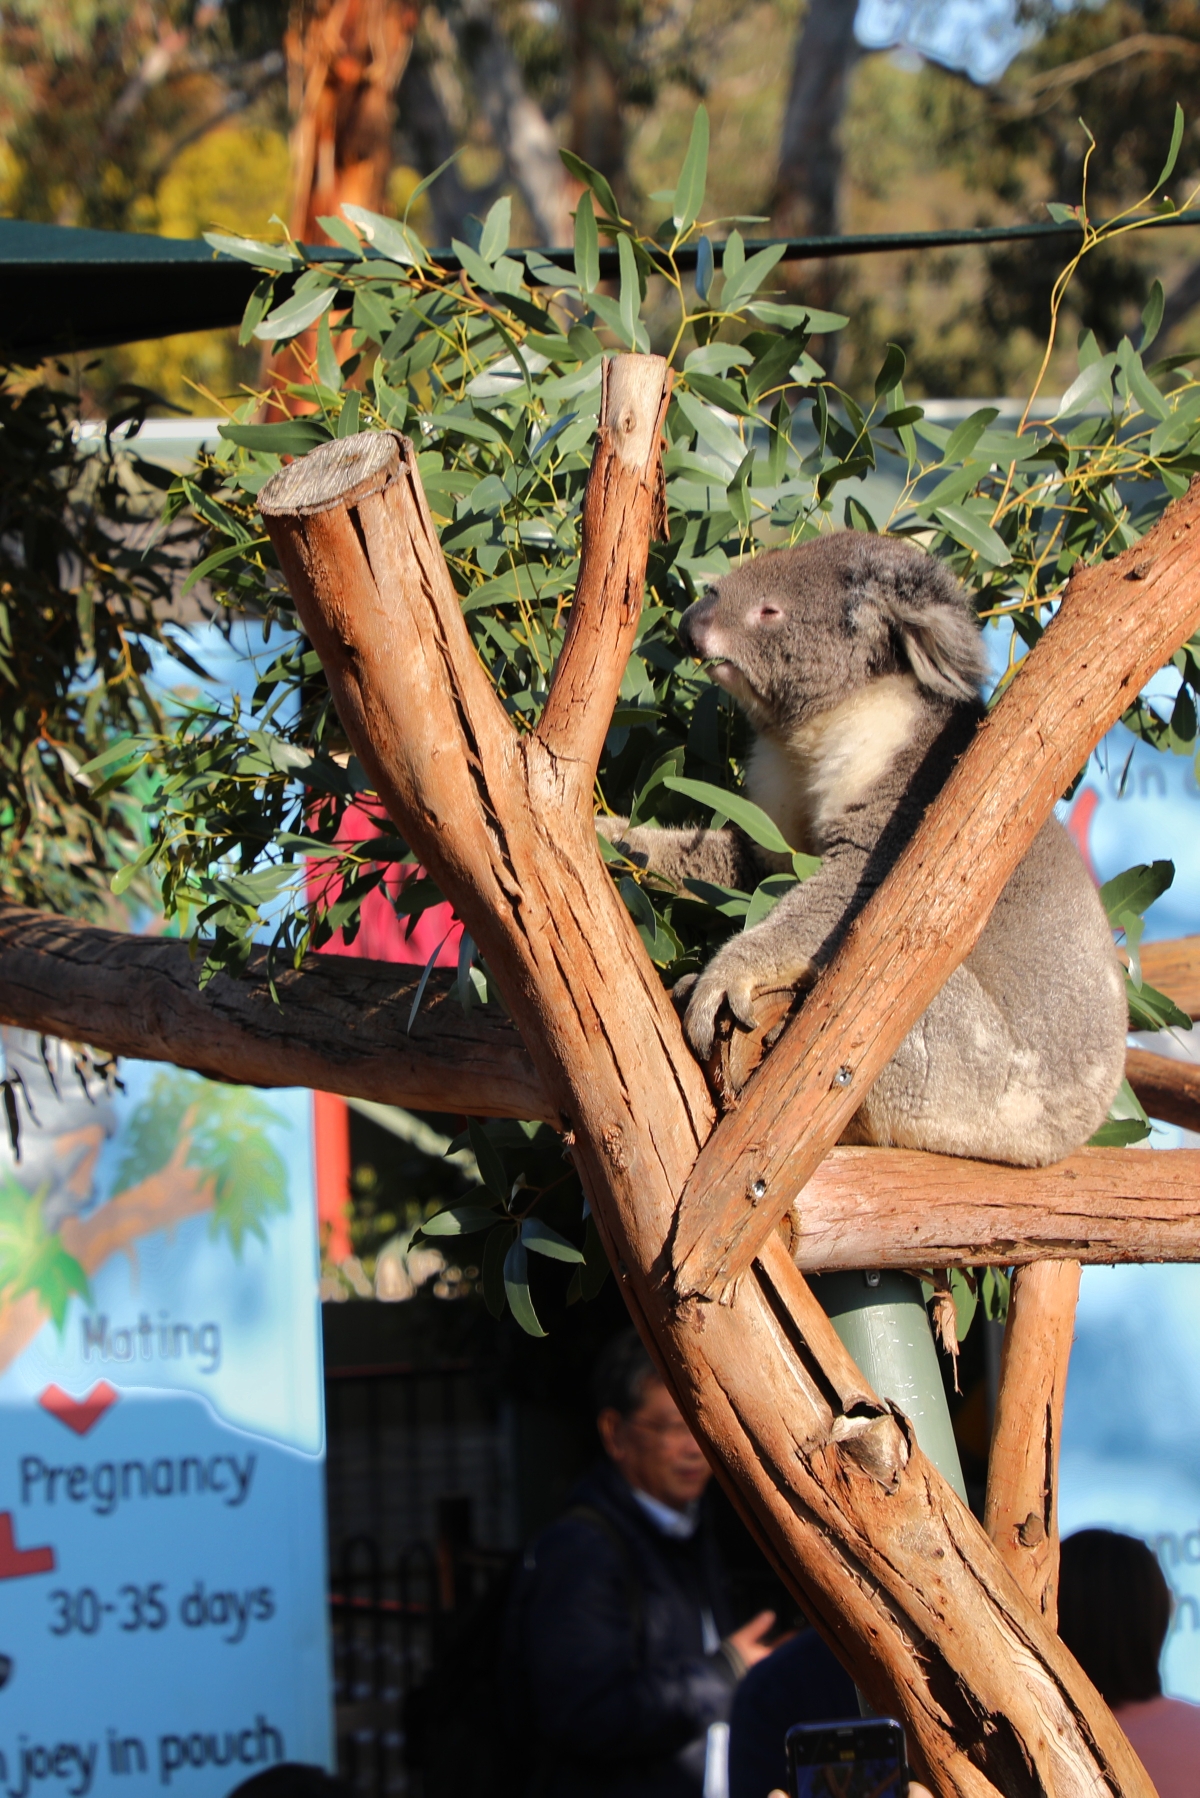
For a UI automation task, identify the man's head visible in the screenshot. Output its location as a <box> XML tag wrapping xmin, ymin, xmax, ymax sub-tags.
<box><xmin>1058</xmin><ymin>1528</ymin><xmax>1171</xmax><ymax>1707</ymax></box>
<box><xmin>592</xmin><ymin>1330</ymin><xmax>711</xmax><ymax>1513</ymax></box>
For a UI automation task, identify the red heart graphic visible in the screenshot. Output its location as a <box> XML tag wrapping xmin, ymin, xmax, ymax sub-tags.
<box><xmin>39</xmin><ymin>1381</ymin><xmax>118</xmax><ymax>1436</ymax></box>
<box><xmin>0</xmin><ymin>1512</ymin><xmax>54</xmax><ymax>1580</ymax></box>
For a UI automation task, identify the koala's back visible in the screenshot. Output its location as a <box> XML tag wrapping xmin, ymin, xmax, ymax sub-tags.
<box><xmin>844</xmin><ymin>818</ymin><xmax>1128</xmax><ymax>1165</ymax></box>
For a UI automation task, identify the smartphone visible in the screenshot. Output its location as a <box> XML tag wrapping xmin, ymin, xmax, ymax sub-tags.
<box><xmin>786</xmin><ymin>1716</ymin><xmax>908</xmax><ymax>1798</ymax></box>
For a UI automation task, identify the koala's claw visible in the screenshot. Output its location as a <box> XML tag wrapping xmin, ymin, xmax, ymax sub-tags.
<box><xmin>683</xmin><ymin>971</ymin><xmax>758</xmax><ymax>1060</ymax></box>
<box><xmin>670</xmin><ymin>972</ymin><xmax>699</xmax><ymax>1014</ymax></box>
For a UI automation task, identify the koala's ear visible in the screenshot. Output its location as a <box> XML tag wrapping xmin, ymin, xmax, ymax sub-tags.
<box><xmin>882</xmin><ymin>591</ymin><xmax>989</xmax><ymax>701</ymax></box>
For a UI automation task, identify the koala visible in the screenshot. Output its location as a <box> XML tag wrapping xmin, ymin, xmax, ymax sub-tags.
<box><xmin>599</xmin><ymin>532</ymin><xmax>1128</xmax><ymax>1167</ymax></box>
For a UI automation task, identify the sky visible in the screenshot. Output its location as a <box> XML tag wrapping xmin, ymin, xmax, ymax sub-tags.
<box><xmin>856</xmin><ymin>0</ymin><xmax>1077</xmax><ymax>86</ymax></box>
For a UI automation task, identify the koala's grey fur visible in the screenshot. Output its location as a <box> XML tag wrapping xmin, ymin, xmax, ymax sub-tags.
<box><xmin>599</xmin><ymin>532</ymin><xmax>1127</xmax><ymax>1167</ymax></box>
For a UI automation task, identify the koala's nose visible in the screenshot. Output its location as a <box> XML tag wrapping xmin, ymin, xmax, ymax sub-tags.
<box><xmin>679</xmin><ymin>599</ymin><xmax>720</xmax><ymax>658</ymax></box>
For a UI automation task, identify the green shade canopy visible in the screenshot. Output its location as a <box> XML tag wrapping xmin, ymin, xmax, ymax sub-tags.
<box><xmin>6</xmin><ymin>210</ymin><xmax>1200</xmax><ymax>364</ymax></box>
<box><xmin>0</xmin><ymin>219</ymin><xmax>261</xmax><ymax>360</ymax></box>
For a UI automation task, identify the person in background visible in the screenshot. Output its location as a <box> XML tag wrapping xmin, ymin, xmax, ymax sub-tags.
<box><xmin>1059</xmin><ymin>1526</ymin><xmax>1200</xmax><ymax>1798</ymax></box>
<box><xmin>505</xmin><ymin>1328</ymin><xmax>777</xmax><ymax>1796</ymax></box>
<box><xmin>727</xmin><ymin>1625</ymin><xmax>858</xmax><ymax>1798</ymax></box>
<box><xmin>227</xmin><ymin>1768</ymin><xmax>350</xmax><ymax>1798</ymax></box>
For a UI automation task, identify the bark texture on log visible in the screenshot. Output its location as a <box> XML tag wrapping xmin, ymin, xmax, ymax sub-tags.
<box><xmin>984</xmin><ymin>1262</ymin><xmax>1081</xmax><ymax>1624</ymax></box>
<box><xmin>0</xmin><ymin>902</ymin><xmax>547</xmax><ymax>1121</ymax></box>
<box><xmin>255</xmin><ymin>377</ymin><xmax>1171</xmax><ymax>1798</ymax></box>
<box><xmin>1141</xmin><ymin>934</ymin><xmax>1200</xmax><ymax>1018</ymax></box>
<box><xmin>673</xmin><ymin>484</ymin><xmax>1200</xmax><ymax>1297</ymax></box>
<box><xmin>787</xmin><ymin>1144</ymin><xmax>1200</xmax><ymax>1268</ymax></box>
<box><xmin>1126</xmin><ymin>1046</ymin><xmax>1200</xmax><ymax>1134</ymax></box>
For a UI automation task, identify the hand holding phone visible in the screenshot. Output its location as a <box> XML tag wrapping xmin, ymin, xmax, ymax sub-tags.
<box><xmin>786</xmin><ymin>1717</ymin><xmax>908</xmax><ymax>1798</ymax></box>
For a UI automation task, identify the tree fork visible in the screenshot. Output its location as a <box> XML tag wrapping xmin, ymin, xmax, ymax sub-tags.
<box><xmin>258</xmin><ymin>355</ymin><xmax>1161</xmax><ymax>1798</ymax></box>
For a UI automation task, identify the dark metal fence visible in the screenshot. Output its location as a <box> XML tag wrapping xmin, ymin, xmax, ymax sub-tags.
<box><xmin>325</xmin><ymin>1358</ymin><xmax>515</xmax><ymax>1795</ymax></box>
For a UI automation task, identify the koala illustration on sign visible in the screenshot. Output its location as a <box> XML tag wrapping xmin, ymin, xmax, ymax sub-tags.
<box><xmin>598</xmin><ymin>532</ymin><xmax>1126</xmax><ymax>1167</ymax></box>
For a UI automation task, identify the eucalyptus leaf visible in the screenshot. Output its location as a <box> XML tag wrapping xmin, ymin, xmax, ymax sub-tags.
<box><xmin>1156</xmin><ymin>103</ymin><xmax>1186</xmax><ymax>191</ymax></box>
<box><xmin>503</xmin><ymin>1238</ymin><xmax>547</xmax><ymax>1337</ymax></box>
<box><xmin>932</xmin><ymin>504</ymin><xmax>1012</xmax><ymax>566</ymax></box>
<box><xmin>1099</xmin><ymin>861</ymin><xmax>1174</xmax><ymax>925</ymax></box>
<box><xmin>340</xmin><ymin>203</ymin><xmax>424</xmax><ymax>267</ymax></box>
<box><xmin>252</xmin><ymin>287</ymin><xmax>337</xmax><ymax>342</ymax></box>
<box><xmin>875</xmin><ymin>343</ymin><xmax>907</xmax><ymax>399</ymax></box>
<box><xmin>468</xmin><ymin>1119</ymin><xmax>510</xmax><ymax>1203</ymax></box>
<box><xmin>204</xmin><ymin>232</ymin><xmax>295</xmax><ymax>273</ymax></box>
<box><xmin>1141</xmin><ymin>279</ymin><xmax>1166</xmax><ymax>352</ymax></box>
<box><xmin>1055</xmin><ymin>357</ymin><xmax>1116</xmax><ymax>419</ymax></box>
<box><xmin>747</xmin><ymin>302</ymin><xmax>848</xmax><ymax>332</ymax></box>
<box><xmin>662</xmin><ymin>777</ymin><xmax>792</xmax><ymax>853</ymax></box>
<box><xmin>422</xmin><ymin>1205</ymin><xmax>502</xmax><ymax>1237</ymax></box>
<box><xmin>521</xmin><ymin>1217</ymin><xmax>586</xmax><ymax>1263</ymax></box>
<box><xmin>695</xmin><ymin>234</ymin><xmax>715</xmax><ymax>303</ymax></box>
<box><xmin>672</xmin><ymin>105</ymin><xmax>709</xmax><ymax>231</ymax></box>
<box><xmin>559</xmin><ymin>150</ymin><xmax>622</xmax><ymax>223</ymax></box>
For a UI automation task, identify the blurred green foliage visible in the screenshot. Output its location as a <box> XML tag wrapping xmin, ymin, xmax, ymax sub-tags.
<box><xmin>113</xmin><ymin>1068</ymin><xmax>288</xmax><ymax>1252</ymax></box>
<box><xmin>0</xmin><ymin>378</ymin><xmax>180</xmax><ymax>919</ymax></box>
<box><xmin>0</xmin><ymin>1170</ymin><xmax>89</xmax><ymax>1330</ymax></box>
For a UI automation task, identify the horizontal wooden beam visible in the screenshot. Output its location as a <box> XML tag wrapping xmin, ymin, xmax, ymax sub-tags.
<box><xmin>787</xmin><ymin>1144</ymin><xmax>1200</xmax><ymax>1270</ymax></box>
<box><xmin>0</xmin><ymin>902</ymin><xmax>551</xmax><ymax>1121</ymax></box>
<box><xmin>1</xmin><ymin>901</ymin><xmax>1196</xmax><ymax>1156</ymax></box>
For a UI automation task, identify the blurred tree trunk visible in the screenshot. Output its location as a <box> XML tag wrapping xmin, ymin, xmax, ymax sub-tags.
<box><xmin>394</xmin><ymin>42</ymin><xmax>475</xmax><ymax>244</ymax></box>
<box><xmin>285</xmin><ymin>0</ymin><xmax>420</xmax><ymax>244</ymax></box>
<box><xmin>772</xmin><ymin>0</ymin><xmax>860</xmax><ymax>237</ymax></box>
<box><xmin>267</xmin><ymin>0</ymin><xmax>419</xmax><ymax>412</ymax></box>
<box><xmin>771</xmin><ymin>0</ymin><xmax>861</xmax><ymax>325</ymax></box>
<box><xmin>570</xmin><ymin>0</ymin><xmax>625</xmax><ymax>203</ymax></box>
<box><xmin>459</xmin><ymin>1</ymin><xmax>575</xmax><ymax>244</ymax></box>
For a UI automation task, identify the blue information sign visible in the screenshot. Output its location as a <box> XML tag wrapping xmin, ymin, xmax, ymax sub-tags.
<box><xmin>0</xmin><ymin>1032</ymin><xmax>333</xmax><ymax>1795</ymax></box>
<box><xmin>1060</xmin><ymin>726</ymin><xmax>1200</xmax><ymax>1701</ymax></box>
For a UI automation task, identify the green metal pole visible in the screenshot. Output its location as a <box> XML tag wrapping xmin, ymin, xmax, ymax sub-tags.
<box><xmin>811</xmin><ymin>1270</ymin><xmax>967</xmax><ymax>1504</ymax></box>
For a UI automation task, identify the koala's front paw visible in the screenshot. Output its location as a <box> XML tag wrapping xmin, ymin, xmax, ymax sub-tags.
<box><xmin>682</xmin><ymin>941</ymin><xmax>815</xmax><ymax>1060</ymax></box>
<box><xmin>683</xmin><ymin>954</ymin><xmax>761</xmax><ymax>1060</ymax></box>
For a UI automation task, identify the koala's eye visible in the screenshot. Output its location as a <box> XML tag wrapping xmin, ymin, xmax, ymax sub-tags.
<box><xmin>753</xmin><ymin>602</ymin><xmax>783</xmax><ymax>623</ymax></box>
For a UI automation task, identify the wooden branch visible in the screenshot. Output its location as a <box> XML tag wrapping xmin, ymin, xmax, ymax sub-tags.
<box><xmin>258</xmin><ymin>399</ymin><xmax>715</xmax><ymax>1270</ymax></box>
<box><xmin>787</xmin><ymin>1144</ymin><xmax>1200</xmax><ymax>1268</ymax></box>
<box><xmin>673</xmin><ymin>481</ymin><xmax>1200</xmax><ymax>1296</ymax></box>
<box><xmin>0</xmin><ymin>902</ymin><xmax>549</xmax><ymax>1120</ymax></box>
<box><xmin>984</xmin><ymin>1262</ymin><xmax>1080</xmax><ymax>1625</ymax></box>
<box><xmin>258</xmin><ymin>375</ymin><xmax>1157</xmax><ymax>1798</ymax></box>
<box><xmin>1140</xmin><ymin>935</ymin><xmax>1200</xmax><ymax>1018</ymax></box>
<box><xmin>536</xmin><ymin>356</ymin><xmax>672</xmax><ymax>778</ymax></box>
<box><xmin>1126</xmin><ymin>1046</ymin><xmax>1200</xmax><ymax>1134</ymax></box>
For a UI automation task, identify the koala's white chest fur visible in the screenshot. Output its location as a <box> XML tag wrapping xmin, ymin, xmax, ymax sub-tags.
<box><xmin>745</xmin><ymin>673</ymin><xmax>925</xmax><ymax>852</ymax></box>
